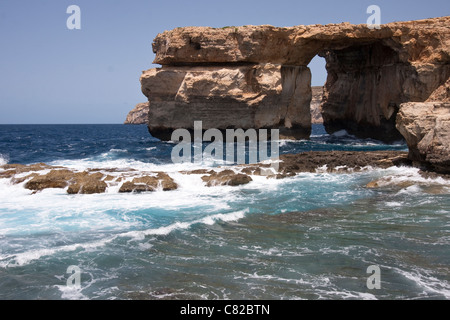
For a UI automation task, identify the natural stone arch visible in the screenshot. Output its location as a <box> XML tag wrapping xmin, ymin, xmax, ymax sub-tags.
<box><xmin>141</xmin><ymin>17</ymin><xmax>450</xmax><ymax>143</ymax></box>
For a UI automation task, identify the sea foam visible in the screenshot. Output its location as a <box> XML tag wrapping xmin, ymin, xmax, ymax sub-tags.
<box><xmin>0</xmin><ymin>209</ymin><xmax>248</xmax><ymax>268</ymax></box>
<box><xmin>0</xmin><ymin>154</ymin><xmax>8</xmax><ymax>166</ymax></box>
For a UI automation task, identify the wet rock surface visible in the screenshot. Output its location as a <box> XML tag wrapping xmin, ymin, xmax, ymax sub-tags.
<box><xmin>201</xmin><ymin>170</ymin><xmax>253</xmax><ymax>187</ymax></box>
<box><xmin>2</xmin><ymin>150</ymin><xmax>448</xmax><ymax>195</ymax></box>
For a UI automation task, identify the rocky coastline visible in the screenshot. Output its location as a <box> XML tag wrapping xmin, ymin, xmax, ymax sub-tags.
<box><xmin>2</xmin><ymin>150</ymin><xmax>449</xmax><ymax>195</ymax></box>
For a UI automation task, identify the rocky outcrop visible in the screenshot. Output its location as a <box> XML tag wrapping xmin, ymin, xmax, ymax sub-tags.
<box><xmin>118</xmin><ymin>173</ymin><xmax>178</xmax><ymax>193</ymax></box>
<box><xmin>25</xmin><ymin>169</ymin><xmax>77</xmax><ymax>191</ymax></box>
<box><xmin>395</xmin><ymin>77</ymin><xmax>450</xmax><ymax>173</ymax></box>
<box><xmin>311</xmin><ymin>86</ymin><xmax>324</xmax><ymax>124</ymax></box>
<box><xmin>396</xmin><ymin>101</ymin><xmax>450</xmax><ymax>173</ymax></box>
<box><xmin>201</xmin><ymin>169</ymin><xmax>252</xmax><ymax>187</ymax></box>
<box><xmin>142</xmin><ymin>17</ymin><xmax>449</xmax><ymax>143</ymax></box>
<box><xmin>124</xmin><ymin>102</ymin><xmax>149</xmax><ymax>125</ymax></box>
<box><xmin>426</xmin><ymin>78</ymin><xmax>450</xmax><ymax>102</ymax></box>
<box><xmin>141</xmin><ymin>64</ymin><xmax>312</xmax><ymax>140</ymax></box>
<box><xmin>67</xmin><ymin>173</ymin><xmax>108</xmax><ymax>194</ymax></box>
<box><xmin>1</xmin><ymin>166</ymin><xmax>179</xmax><ymax>194</ymax></box>
<box><xmin>275</xmin><ymin>151</ymin><xmax>410</xmax><ymax>176</ymax></box>
<box><xmin>24</xmin><ymin>170</ymin><xmax>110</xmax><ymax>194</ymax></box>
<box><xmin>1</xmin><ymin>151</ymin><xmax>419</xmax><ymax>195</ymax></box>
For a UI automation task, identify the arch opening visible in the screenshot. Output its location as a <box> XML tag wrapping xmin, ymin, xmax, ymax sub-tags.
<box><xmin>315</xmin><ymin>41</ymin><xmax>408</xmax><ymax>142</ymax></box>
<box><xmin>308</xmin><ymin>55</ymin><xmax>327</xmax><ymax>127</ymax></box>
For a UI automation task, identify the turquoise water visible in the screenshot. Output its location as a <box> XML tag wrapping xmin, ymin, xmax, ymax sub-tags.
<box><xmin>0</xmin><ymin>125</ymin><xmax>448</xmax><ymax>300</ymax></box>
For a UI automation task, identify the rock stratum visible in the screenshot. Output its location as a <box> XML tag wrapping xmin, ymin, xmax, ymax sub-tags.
<box><xmin>125</xmin><ymin>87</ymin><xmax>323</xmax><ymax>125</ymax></box>
<box><xmin>140</xmin><ymin>17</ymin><xmax>450</xmax><ymax>172</ymax></box>
<box><xmin>310</xmin><ymin>86</ymin><xmax>324</xmax><ymax>124</ymax></box>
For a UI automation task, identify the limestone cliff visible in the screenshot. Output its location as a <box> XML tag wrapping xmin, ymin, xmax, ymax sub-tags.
<box><xmin>124</xmin><ymin>102</ymin><xmax>149</xmax><ymax>125</ymax></box>
<box><xmin>396</xmin><ymin>79</ymin><xmax>450</xmax><ymax>173</ymax></box>
<box><xmin>311</xmin><ymin>86</ymin><xmax>324</xmax><ymax>124</ymax></box>
<box><xmin>141</xmin><ymin>64</ymin><xmax>312</xmax><ymax>140</ymax></box>
<box><xmin>142</xmin><ymin>17</ymin><xmax>449</xmax><ymax>142</ymax></box>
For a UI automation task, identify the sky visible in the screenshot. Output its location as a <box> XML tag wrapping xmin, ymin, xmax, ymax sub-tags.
<box><xmin>0</xmin><ymin>0</ymin><xmax>448</xmax><ymax>124</ymax></box>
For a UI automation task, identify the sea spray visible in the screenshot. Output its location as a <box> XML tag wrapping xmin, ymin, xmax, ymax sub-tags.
<box><xmin>0</xmin><ymin>153</ymin><xmax>8</xmax><ymax>166</ymax></box>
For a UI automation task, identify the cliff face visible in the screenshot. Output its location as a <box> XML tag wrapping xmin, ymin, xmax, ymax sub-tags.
<box><xmin>141</xmin><ymin>64</ymin><xmax>312</xmax><ymax>140</ymax></box>
<box><xmin>125</xmin><ymin>88</ymin><xmax>323</xmax><ymax>126</ymax></box>
<box><xmin>311</xmin><ymin>86</ymin><xmax>324</xmax><ymax>124</ymax></box>
<box><xmin>396</xmin><ymin>79</ymin><xmax>450</xmax><ymax>173</ymax></box>
<box><xmin>140</xmin><ymin>17</ymin><xmax>450</xmax><ymax>170</ymax></box>
<box><xmin>124</xmin><ymin>102</ymin><xmax>149</xmax><ymax>124</ymax></box>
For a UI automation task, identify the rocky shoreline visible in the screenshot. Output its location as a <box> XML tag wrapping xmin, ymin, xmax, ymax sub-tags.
<box><xmin>1</xmin><ymin>151</ymin><xmax>448</xmax><ymax>195</ymax></box>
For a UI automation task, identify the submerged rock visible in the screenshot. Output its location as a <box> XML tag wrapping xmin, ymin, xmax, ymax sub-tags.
<box><xmin>119</xmin><ymin>172</ymin><xmax>178</xmax><ymax>193</ymax></box>
<box><xmin>0</xmin><ymin>163</ymin><xmax>54</xmax><ymax>179</ymax></box>
<box><xmin>201</xmin><ymin>170</ymin><xmax>253</xmax><ymax>187</ymax></box>
<box><xmin>24</xmin><ymin>169</ymin><xmax>76</xmax><ymax>191</ymax></box>
<box><xmin>365</xmin><ymin>174</ymin><xmax>449</xmax><ymax>194</ymax></box>
<box><xmin>276</xmin><ymin>151</ymin><xmax>410</xmax><ymax>175</ymax></box>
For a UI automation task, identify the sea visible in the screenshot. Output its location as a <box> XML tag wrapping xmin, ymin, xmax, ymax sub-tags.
<box><xmin>0</xmin><ymin>124</ymin><xmax>448</xmax><ymax>300</ymax></box>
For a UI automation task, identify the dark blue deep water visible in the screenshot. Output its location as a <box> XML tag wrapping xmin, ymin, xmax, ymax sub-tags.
<box><xmin>0</xmin><ymin>124</ymin><xmax>449</xmax><ymax>300</ymax></box>
<box><xmin>0</xmin><ymin>124</ymin><xmax>405</xmax><ymax>165</ymax></box>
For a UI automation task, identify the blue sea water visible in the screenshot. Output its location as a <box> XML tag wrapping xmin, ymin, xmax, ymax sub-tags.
<box><xmin>0</xmin><ymin>124</ymin><xmax>449</xmax><ymax>300</ymax></box>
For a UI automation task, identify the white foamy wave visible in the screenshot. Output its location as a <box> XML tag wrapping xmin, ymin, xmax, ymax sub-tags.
<box><xmin>394</xmin><ymin>267</ymin><xmax>450</xmax><ymax>299</ymax></box>
<box><xmin>109</xmin><ymin>148</ymin><xmax>128</xmax><ymax>153</ymax></box>
<box><xmin>0</xmin><ymin>209</ymin><xmax>248</xmax><ymax>268</ymax></box>
<box><xmin>0</xmin><ymin>154</ymin><xmax>8</xmax><ymax>166</ymax></box>
<box><xmin>54</xmin><ymin>285</ymin><xmax>89</xmax><ymax>300</ymax></box>
<box><xmin>121</xmin><ymin>209</ymin><xmax>247</xmax><ymax>241</ymax></box>
<box><xmin>200</xmin><ymin>210</ymin><xmax>247</xmax><ymax>225</ymax></box>
<box><xmin>48</xmin><ymin>157</ymin><xmax>217</xmax><ymax>174</ymax></box>
<box><xmin>316</xmin><ymin>288</ymin><xmax>378</xmax><ymax>300</ymax></box>
<box><xmin>368</xmin><ymin>166</ymin><xmax>450</xmax><ymax>186</ymax></box>
<box><xmin>0</xmin><ymin>237</ymin><xmax>116</xmax><ymax>268</ymax></box>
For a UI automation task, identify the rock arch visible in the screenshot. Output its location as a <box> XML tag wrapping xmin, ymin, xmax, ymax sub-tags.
<box><xmin>141</xmin><ymin>17</ymin><xmax>449</xmax><ymax>143</ymax></box>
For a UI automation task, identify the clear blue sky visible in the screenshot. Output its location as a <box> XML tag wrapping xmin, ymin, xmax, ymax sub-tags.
<box><xmin>0</xmin><ymin>0</ymin><xmax>448</xmax><ymax>124</ymax></box>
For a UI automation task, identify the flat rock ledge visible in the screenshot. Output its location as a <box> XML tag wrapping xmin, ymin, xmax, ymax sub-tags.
<box><xmin>1</xmin><ymin>151</ymin><xmax>448</xmax><ymax>195</ymax></box>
